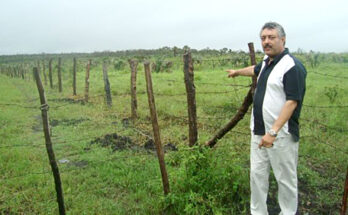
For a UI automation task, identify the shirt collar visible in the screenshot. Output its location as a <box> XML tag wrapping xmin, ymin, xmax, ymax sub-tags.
<box><xmin>264</xmin><ymin>48</ymin><xmax>289</xmax><ymax>65</ymax></box>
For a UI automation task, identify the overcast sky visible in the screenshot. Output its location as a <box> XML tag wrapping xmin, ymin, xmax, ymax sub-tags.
<box><xmin>1</xmin><ymin>0</ymin><xmax>347</xmax><ymax>55</ymax></box>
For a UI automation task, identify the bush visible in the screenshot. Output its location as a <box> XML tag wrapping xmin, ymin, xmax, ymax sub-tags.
<box><xmin>324</xmin><ymin>85</ymin><xmax>339</xmax><ymax>103</ymax></box>
<box><xmin>152</xmin><ymin>59</ymin><xmax>173</xmax><ymax>73</ymax></box>
<box><xmin>164</xmin><ymin>145</ymin><xmax>249</xmax><ymax>214</ymax></box>
<box><xmin>114</xmin><ymin>60</ymin><xmax>126</xmax><ymax>70</ymax></box>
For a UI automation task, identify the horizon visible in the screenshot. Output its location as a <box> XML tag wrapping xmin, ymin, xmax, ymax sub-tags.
<box><xmin>1</xmin><ymin>46</ymin><xmax>347</xmax><ymax>57</ymax></box>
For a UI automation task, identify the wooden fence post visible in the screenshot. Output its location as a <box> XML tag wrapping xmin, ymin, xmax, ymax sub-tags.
<box><xmin>102</xmin><ymin>61</ymin><xmax>112</xmax><ymax>107</ymax></box>
<box><xmin>129</xmin><ymin>59</ymin><xmax>138</xmax><ymax>119</ymax></box>
<box><xmin>144</xmin><ymin>61</ymin><xmax>170</xmax><ymax>195</ymax></box>
<box><xmin>341</xmin><ymin>165</ymin><xmax>348</xmax><ymax>215</ymax></box>
<box><xmin>18</xmin><ymin>66</ymin><xmax>21</xmax><ymax>78</ymax></box>
<box><xmin>37</xmin><ymin>61</ymin><xmax>41</xmax><ymax>80</ymax></box>
<box><xmin>84</xmin><ymin>60</ymin><xmax>91</xmax><ymax>103</ymax></box>
<box><xmin>205</xmin><ymin>43</ymin><xmax>257</xmax><ymax>147</ymax></box>
<box><xmin>49</xmin><ymin>59</ymin><xmax>53</xmax><ymax>89</ymax></box>
<box><xmin>15</xmin><ymin>66</ymin><xmax>19</xmax><ymax>78</ymax></box>
<box><xmin>12</xmin><ymin>66</ymin><xmax>16</xmax><ymax>78</ymax></box>
<box><xmin>73</xmin><ymin>57</ymin><xmax>77</xmax><ymax>96</ymax></box>
<box><xmin>33</xmin><ymin>67</ymin><xmax>66</xmax><ymax>215</ymax></box>
<box><xmin>20</xmin><ymin>65</ymin><xmax>25</xmax><ymax>80</ymax></box>
<box><xmin>58</xmin><ymin>57</ymin><xmax>62</xmax><ymax>92</ymax></box>
<box><xmin>23</xmin><ymin>65</ymin><xmax>30</xmax><ymax>81</ymax></box>
<box><xmin>22</xmin><ymin>65</ymin><xmax>27</xmax><ymax>81</ymax></box>
<box><xmin>42</xmin><ymin>60</ymin><xmax>47</xmax><ymax>86</ymax></box>
<box><xmin>183</xmin><ymin>51</ymin><xmax>198</xmax><ymax>147</ymax></box>
<box><xmin>13</xmin><ymin>66</ymin><xmax>16</xmax><ymax>78</ymax></box>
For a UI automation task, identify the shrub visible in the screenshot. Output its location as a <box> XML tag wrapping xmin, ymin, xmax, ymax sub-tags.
<box><xmin>114</xmin><ymin>60</ymin><xmax>126</xmax><ymax>70</ymax></box>
<box><xmin>152</xmin><ymin>59</ymin><xmax>173</xmax><ymax>73</ymax></box>
<box><xmin>324</xmin><ymin>85</ymin><xmax>339</xmax><ymax>103</ymax></box>
<box><xmin>164</xmin><ymin>145</ymin><xmax>249</xmax><ymax>214</ymax></box>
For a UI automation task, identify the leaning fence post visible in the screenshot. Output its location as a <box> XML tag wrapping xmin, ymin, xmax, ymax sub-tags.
<box><xmin>73</xmin><ymin>57</ymin><xmax>77</xmax><ymax>96</ymax></box>
<box><xmin>248</xmin><ymin>42</ymin><xmax>257</xmax><ymax>95</ymax></box>
<box><xmin>58</xmin><ymin>57</ymin><xmax>62</xmax><ymax>92</ymax></box>
<box><xmin>84</xmin><ymin>60</ymin><xmax>91</xmax><ymax>103</ymax></box>
<box><xmin>129</xmin><ymin>59</ymin><xmax>138</xmax><ymax>119</ymax></box>
<box><xmin>144</xmin><ymin>61</ymin><xmax>170</xmax><ymax>195</ymax></box>
<box><xmin>183</xmin><ymin>51</ymin><xmax>198</xmax><ymax>147</ymax></box>
<box><xmin>33</xmin><ymin>67</ymin><xmax>66</xmax><ymax>215</ymax></box>
<box><xmin>341</xmin><ymin>165</ymin><xmax>348</xmax><ymax>215</ymax></box>
<box><xmin>102</xmin><ymin>61</ymin><xmax>112</xmax><ymax>107</ymax></box>
<box><xmin>205</xmin><ymin>43</ymin><xmax>257</xmax><ymax>147</ymax></box>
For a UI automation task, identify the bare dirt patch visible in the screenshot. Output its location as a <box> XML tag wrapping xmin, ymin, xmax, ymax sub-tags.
<box><xmin>87</xmin><ymin>133</ymin><xmax>177</xmax><ymax>153</ymax></box>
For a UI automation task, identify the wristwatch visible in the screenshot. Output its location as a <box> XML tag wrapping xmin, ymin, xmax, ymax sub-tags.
<box><xmin>268</xmin><ymin>129</ymin><xmax>278</xmax><ymax>137</ymax></box>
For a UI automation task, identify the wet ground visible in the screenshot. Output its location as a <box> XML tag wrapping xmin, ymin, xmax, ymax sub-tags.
<box><xmin>87</xmin><ymin>132</ymin><xmax>177</xmax><ymax>153</ymax></box>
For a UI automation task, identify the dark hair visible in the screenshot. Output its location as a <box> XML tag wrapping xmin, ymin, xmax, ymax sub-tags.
<box><xmin>260</xmin><ymin>22</ymin><xmax>286</xmax><ymax>38</ymax></box>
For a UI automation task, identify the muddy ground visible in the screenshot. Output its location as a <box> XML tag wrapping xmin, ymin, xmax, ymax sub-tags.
<box><xmin>87</xmin><ymin>132</ymin><xmax>177</xmax><ymax>153</ymax></box>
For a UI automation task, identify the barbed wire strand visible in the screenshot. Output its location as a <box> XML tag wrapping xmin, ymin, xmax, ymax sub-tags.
<box><xmin>311</xmin><ymin>71</ymin><xmax>348</xmax><ymax>79</ymax></box>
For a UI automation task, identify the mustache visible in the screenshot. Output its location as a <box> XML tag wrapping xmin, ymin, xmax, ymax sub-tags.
<box><xmin>264</xmin><ymin>44</ymin><xmax>272</xmax><ymax>49</ymax></box>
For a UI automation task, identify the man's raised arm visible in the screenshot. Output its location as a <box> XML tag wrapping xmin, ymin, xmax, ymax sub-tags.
<box><xmin>226</xmin><ymin>65</ymin><xmax>255</xmax><ymax>78</ymax></box>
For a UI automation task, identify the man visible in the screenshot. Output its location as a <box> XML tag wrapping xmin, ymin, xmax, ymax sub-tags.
<box><xmin>226</xmin><ymin>22</ymin><xmax>306</xmax><ymax>214</ymax></box>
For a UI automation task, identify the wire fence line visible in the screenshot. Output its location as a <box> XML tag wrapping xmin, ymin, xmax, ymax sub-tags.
<box><xmin>0</xmin><ymin>103</ymin><xmax>38</xmax><ymax>109</ymax></box>
<box><xmin>2</xmin><ymin>68</ymin><xmax>348</xmax><ymax>110</ymax></box>
<box><xmin>1</xmin><ymin>56</ymin><xmax>347</xmax><ymax>213</ymax></box>
<box><xmin>303</xmin><ymin>104</ymin><xmax>348</xmax><ymax>109</ymax></box>
<box><xmin>0</xmin><ymin>142</ymin><xmax>45</xmax><ymax>149</ymax></box>
<box><xmin>2</xmin><ymin>58</ymin><xmax>348</xmax><ymax>111</ymax></box>
<box><xmin>1</xmin><ymin>135</ymin><xmax>345</xmax><ymax>180</ymax></box>
<box><xmin>2</xmin><ymin>114</ymin><xmax>346</xmax><ymax>161</ymax></box>
<box><xmin>0</xmin><ymin>152</ymin><xmax>161</xmax><ymax>181</ymax></box>
<box><xmin>0</xmin><ymin>140</ymin><xmax>249</xmax><ymax>182</ymax></box>
<box><xmin>155</xmin><ymin>78</ymin><xmax>251</xmax><ymax>88</ymax></box>
<box><xmin>1</xmin><ymin>94</ymin><xmax>346</xmax><ymax>149</ymax></box>
<box><xmin>301</xmin><ymin>117</ymin><xmax>348</xmax><ymax>132</ymax></box>
<box><xmin>0</xmin><ymin>121</ymin><xmax>153</xmax><ymax>149</ymax></box>
<box><xmin>196</xmin><ymin>82</ymin><xmax>250</xmax><ymax>88</ymax></box>
<box><xmin>2</xmin><ymin>62</ymin><xmax>346</xmax><ymax>141</ymax></box>
<box><xmin>0</xmin><ymin>74</ymin><xmax>348</xmax><ymax>153</ymax></box>
<box><xmin>2</xmin><ymin>132</ymin><xmax>344</xmax><ymax>183</ymax></box>
<box><xmin>2</xmin><ymin>101</ymin><xmax>346</xmax><ymax>110</ymax></box>
<box><xmin>310</xmin><ymin>71</ymin><xmax>348</xmax><ymax>79</ymax></box>
<box><xmin>1</xmin><ymin>56</ymin><xmax>347</xmax><ymax>75</ymax></box>
<box><xmin>0</xmin><ymin>146</ymin><xmax>161</xmax><ymax>181</ymax></box>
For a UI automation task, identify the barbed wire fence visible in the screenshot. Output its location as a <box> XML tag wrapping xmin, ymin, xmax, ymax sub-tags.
<box><xmin>0</xmin><ymin>48</ymin><xmax>347</xmax><ymax>214</ymax></box>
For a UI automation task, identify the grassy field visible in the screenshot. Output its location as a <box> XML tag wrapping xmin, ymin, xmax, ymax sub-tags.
<box><xmin>0</xmin><ymin>52</ymin><xmax>347</xmax><ymax>214</ymax></box>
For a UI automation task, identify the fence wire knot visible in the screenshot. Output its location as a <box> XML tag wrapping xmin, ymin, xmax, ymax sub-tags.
<box><xmin>40</xmin><ymin>103</ymin><xmax>49</xmax><ymax>111</ymax></box>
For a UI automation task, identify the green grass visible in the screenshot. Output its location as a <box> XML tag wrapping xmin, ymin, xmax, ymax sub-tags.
<box><xmin>0</xmin><ymin>56</ymin><xmax>347</xmax><ymax>214</ymax></box>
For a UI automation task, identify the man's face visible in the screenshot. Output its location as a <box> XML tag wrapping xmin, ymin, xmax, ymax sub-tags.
<box><xmin>260</xmin><ymin>28</ymin><xmax>285</xmax><ymax>59</ymax></box>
